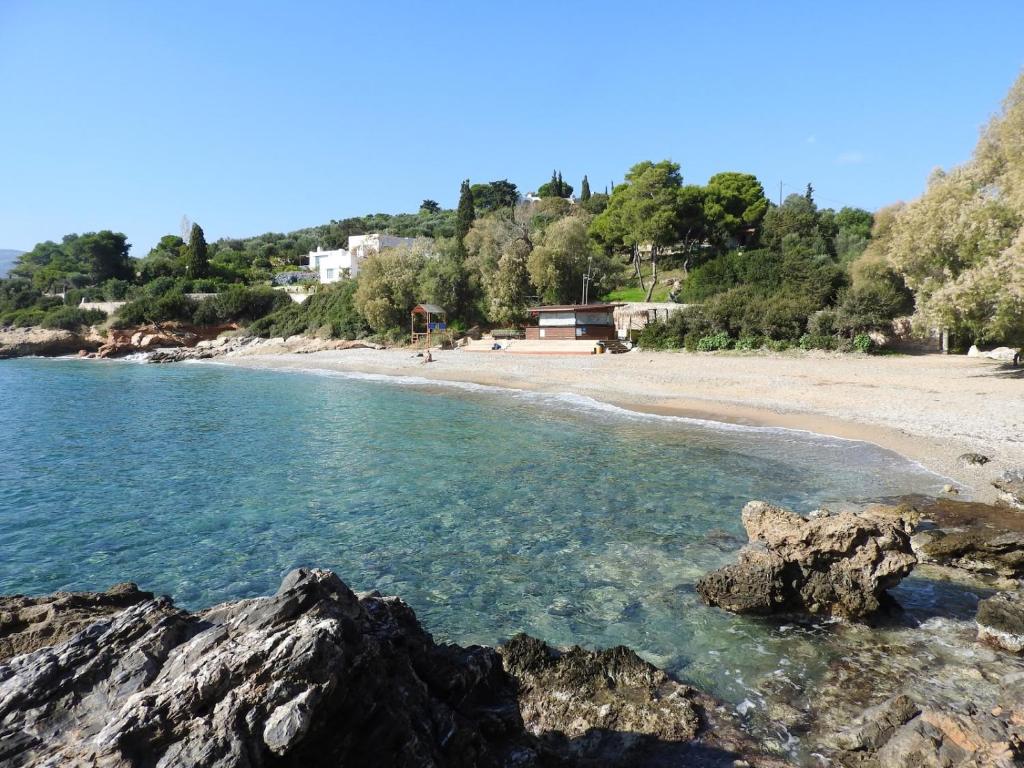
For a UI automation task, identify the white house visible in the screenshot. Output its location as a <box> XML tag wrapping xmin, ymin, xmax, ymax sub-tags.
<box><xmin>308</xmin><ymin>234</ymin><xmax>421</xmax><ymax>284</ymax></box>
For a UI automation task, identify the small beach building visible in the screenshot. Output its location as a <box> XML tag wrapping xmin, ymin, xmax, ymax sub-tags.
<box><xmin>411</xmin><ymin>303</ymin><xmax>447</xmax><ymax>346</ymax></box>
<box><xmin>525</xmin><ymin>304</ymin><xmax>621</xmax><ymax>341</ymax></box>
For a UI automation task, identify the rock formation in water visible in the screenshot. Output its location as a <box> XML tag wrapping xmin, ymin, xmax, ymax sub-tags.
<box><xmin>915</xmin><ymin>528</ymin><xmax>1024</xmax><ymax>579</ymax></box>
<box><xmin>695</xmin><ymin>501</ymin><xmax>917</xmax><ymax>619</ymax></box>
<box><xmin>977</xmin><ymin>590</ymin><xmax>1024</xmax><ymax>654</ymax></box>
<box><xmin>0</xmin><ymin>568</ymin><xmax>783</xmax><ymax>768</ymax></box>
<box><xmin>0</xmin><ymin>327</ymin><xmax>99</xmax><ymax>358</ymax></box>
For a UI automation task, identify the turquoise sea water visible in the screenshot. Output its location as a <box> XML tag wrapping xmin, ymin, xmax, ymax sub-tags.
<box><xmin>4</xmin><ymin>357</ymin><xmax>1007</xmax><ymax>754</ymax></box>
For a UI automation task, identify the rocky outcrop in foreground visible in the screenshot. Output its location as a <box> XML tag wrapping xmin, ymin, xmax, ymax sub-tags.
<box><xmin>695</xmin><ymin>501</ymin><xmax>917</xmax><ymax>618</ymax></box>
<box><xmin>0</xmin><ymin>569</ymin><xmax>782</xmax><ymax>768</ymax></box>
<box><xmin>827</xmin><ymin>693</ymin><xmax>1023</xmax><ymax>768</ymax></box>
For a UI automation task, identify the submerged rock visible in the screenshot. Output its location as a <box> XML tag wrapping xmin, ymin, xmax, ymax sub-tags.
<box><xmin>0</xmin><ymin>581</ymin><xmax>152</xmax><ymax>662</ymax></box>
<box><xmin>977</xmin><ymin>591</ymin><xmax>1024</xmax><ymax>654</ymax></box>
<box><xmin>695</xmin><ymin>501</ymin><xmax>917</xmax><ymax>619</ymax></box>
<box><xmin>0</xmin><ymin>568</ymin><xmax>781</xmax><ymax>768</ymax></box>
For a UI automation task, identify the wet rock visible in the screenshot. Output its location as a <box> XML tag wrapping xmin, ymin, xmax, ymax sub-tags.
<box><xmin>828</xmin><ymin>694</ymin><xmax>920</xmax><ymax>752</ymax></box>
<box><xmin>0</xmin><ymin>581</ymin><xmax>153</xmax><ymax>662</ymax></box>
<box><xmin>977</xmin><ymin>591</ymin><xmax>1024</xmax><ymax>653</ymax></box>
<box><xmin>0</xmin><ymin>569</ymin><xmax>781</xmax><ymax>768</ymax></box>
<box><xmin>829</xmin><ymin>697</ymin><xmax>1024</xmax><ymax>767</ymax></box>
<box><xmin>958</xmin><ymin>453</ymin><xmax>991</xmax><ymax>467</ymax></box>
<box><xmin>695</xmin><ymin>501</ymin><xmax>917</xmax><ymax>619</ymax></box>
<box><xmin>993</xmin><ymin>470</ymin><xmax>1024</xmax><ymax>510</ymax></box>
<box><xmin>918</xmin><ymin>529</ymin><xmax>1024</xmax><ymax>578</ymax></box>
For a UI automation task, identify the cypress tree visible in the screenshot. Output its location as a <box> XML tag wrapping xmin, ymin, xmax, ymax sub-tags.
<box><xmin>556</xmin><ymin>171</ymin><xmax>565</xmax><ymax>197</ymax></box>
<box><xmin>804</xmin><ymin>183</ymin><xmax>815</xmax><ymax>204</ymax></box>
<box><xmin>455</xmin><ymin>179</ymin><xmax>475</xmax><ymax>258</ymax></box>
<box><xmin>580</xmin><ymin>175</ymin><xmax>591</xmax><ymax>201</ymax></box>
<box><xmin>185</xmin><ymin>223</ymin><xmax>209</xmax><ymax>278</ymax></box>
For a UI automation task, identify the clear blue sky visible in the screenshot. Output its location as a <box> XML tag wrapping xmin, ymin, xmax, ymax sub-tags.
<box><xmin>1</xmin><ymin>1</ymin><xmax>1022</xmax><ymax>255</ymax></box>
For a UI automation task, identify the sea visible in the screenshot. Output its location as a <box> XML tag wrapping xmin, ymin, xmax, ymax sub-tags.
<box><xmin>1</xmin><ymin>357</ymin><xmax>1017</xmax><ymax>756</ymax></box>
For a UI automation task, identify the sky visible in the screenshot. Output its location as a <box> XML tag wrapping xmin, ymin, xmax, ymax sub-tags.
<box><xmin>1</xmin><ymin>1</ymin><xmax>1022</xmax><ymax>255</ymax></box>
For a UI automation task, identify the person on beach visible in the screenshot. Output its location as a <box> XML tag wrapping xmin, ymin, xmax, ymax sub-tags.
<box><xmin>422</xmin><ymin>349</ymin><xmax>433</xmax><ymax>364</ymax></box>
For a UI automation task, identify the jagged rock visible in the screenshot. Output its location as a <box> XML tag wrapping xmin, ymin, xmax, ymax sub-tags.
<box><xmin>0</xmin><ymin>582</ymin><xmax>152</xmax><ymax>662</ymax></box>
<box><xmin>917</xmin><ymin>529</ymin><xmax>1024</xmax><ymax>578</ymax></box>
<box><xmin>696</xmin><ymin>501</ymin><xmax>916</xmax><ymax>619</ymax></box>
<box><xmin>977</xmin><ymin>591</ymin><xmax>1024</xmax><ymax>653</ymax></box>
<box><xmin>958</xmin><ymin>453</ymin><xmax>991</xmax><ymax>467</ymax></box>
<box><xmin>828</xmin><ymin>695</ymin><xmax>920</xmax><ymax>752</ymax></box>
<box><xmin>0</xmin><ymin>569</ymin><xmax>780</xmax><ymax>768</ymax></box>
<box><xmin>993</xmin><ymin>470</ymin><xmax>1024</xmax><ymax>510</ymax></box>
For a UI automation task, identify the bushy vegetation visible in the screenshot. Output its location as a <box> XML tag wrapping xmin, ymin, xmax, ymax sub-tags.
<box><xmin>249</xmin><ymin>282</ymin><xmax>369</xmax><ymax>339</ymax></box>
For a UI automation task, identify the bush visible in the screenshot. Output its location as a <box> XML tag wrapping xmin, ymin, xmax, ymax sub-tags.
<box><xmin>764</xmin><ymin>338</ymin><xmax>793</xmax><ymax>352</ymax></box>
<box><xmin>214</xmin><ymin>285</ymin><xmax>290</xmax><ymax>323</ymax></box>
<box><xmin>853</xmin><ymin>333</ymin><xmax>875</xmax><ymax>353</ymax></box>
<box><xmin>40</xmin><ymin>306</ymin><xmax>107</xmax><ymax>331</ymax></box>
<box><xmin>807</xmin><ymin>308</ymin><xmax>838</xmax><ymax>337</ymax></box>
<box><xmin>248</xmin><ymin>282</ymin><xmax>369</xmax><ymax>340</ymax></box>
<box><xmin>112</xmin><ymin>292</ymin><xmax>197</xmax><ymax>328</ymax></box>
<box><xmin>696</xmin><ymin>332</ymin><xmax>732</xmax><ymax>351</ymax></box>
<box><xmin>734</xmin><ymin>336</ymin><xmax>762</xmax><ymax>350</ymax></box>
<box><xmin>798</xmin><ymin>333</ymin><xmax>837</xmax><ymax>351</ymax></box>
<box><xmin>637</xmin><ymin>320</ymin><xmax>682</xmax><ymax>350</ymax></box>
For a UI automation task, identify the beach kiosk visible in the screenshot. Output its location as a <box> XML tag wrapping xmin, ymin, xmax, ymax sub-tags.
<box><xmin>525</xmin><ymin>304</ymin><xmax>622</xmax><ymax>341</ymax></box>
<box><xmin>411</xmin><ymin>303</ymin><xmax>447</xmax><ymax>346</ymax></box>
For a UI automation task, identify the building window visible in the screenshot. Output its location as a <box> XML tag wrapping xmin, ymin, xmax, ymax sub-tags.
<box><xmin>325</xmin><ymin>269</ymin><xmax>335</xmax><ymax>280</ymax></box>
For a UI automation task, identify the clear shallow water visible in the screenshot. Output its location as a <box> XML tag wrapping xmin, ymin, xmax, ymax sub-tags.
<box><xmin>4</xmin><ymin>357</ymin><xmax>1016</xmax><ymax>758</ymax></box>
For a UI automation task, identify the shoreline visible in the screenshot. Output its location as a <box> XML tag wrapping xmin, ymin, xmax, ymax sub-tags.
<box><xmin>208</xmin><ymin>346</ymin><xmax>1023</xmax><ymax>503</ymax></box>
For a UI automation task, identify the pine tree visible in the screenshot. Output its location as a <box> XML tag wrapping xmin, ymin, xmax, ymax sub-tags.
<box><xmin>185</xmin><ymin>223</ymin><xmax>209</xmax><ymax>278</ymax></box>
<box><xmin>580</xmin><ymin>175</ymin><xmax>591</xmax><ymax>201</ymax></box>
<box><xmin>455</xmin><ymin>180</ymin><xmax>475</xmax><ymax>258</ymax></box>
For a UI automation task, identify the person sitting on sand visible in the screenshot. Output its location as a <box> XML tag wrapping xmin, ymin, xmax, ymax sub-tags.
<box><xmin>422</xmin><ymin>349</ymin><xmax>433</xmax><ymax>364</ymax></box>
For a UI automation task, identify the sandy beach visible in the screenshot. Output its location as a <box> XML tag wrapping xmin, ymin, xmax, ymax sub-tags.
<box><xmin>219</xmin><ymin>346</ymin><xmax>1024</xmax><ymax>503</ymax></box>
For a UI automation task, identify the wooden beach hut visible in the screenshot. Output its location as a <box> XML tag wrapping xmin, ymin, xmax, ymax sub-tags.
<box><xmin>411</xmin><ymin>303</ymin><xmax>447</xmax><ymax>346</ymax></box>
<box><xmin>525</xmin><ymin>304</ymin><xmax>621</xmax><ymax>341</ymax></box>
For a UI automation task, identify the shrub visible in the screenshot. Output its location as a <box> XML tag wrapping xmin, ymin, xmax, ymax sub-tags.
<box><xmin>853</xmin><ymin>333</ymin><xmax>875</xmax><ymax>353</ymax></box>
<box><xmin>807</xmin><ymin>308</ymin><xmax>838</xmax><ymax>337</ymax></box>
<box><xmin>112</xmin><ymin>292</ymin><xmax>197</xmax><ymax>328</ymax></box>
<box><xmin>799</xmin><ymin>333</ymin><xmax>837</xmax><ymax>351</ymax></box>
<box><xmin>214</xmin><ymin>285</ymin><xmax>290</xmax><ymax>323</ymax></box>
<box><xmin>764</xmin><ymin>338</ymin><xmax>793</xmax><ymax>352</ymax></box>
<box><xmin>734</xmin><ymin>336</ymin><xmax>762</xmax><ymax>350</ymax></box>
<box><xmin>637</xmin><ymin>320</ymin><xmax>681</xmax><ymax>350</ymax></box>
<box><xmin>696</xmin><ymin>332</ymin><xmax>732</xmax><ymax>351</ymax></box>
<box><xmin>40</xmin><ymin>306</ymin><xmax>107</xmax><ymax>331</ymax></box>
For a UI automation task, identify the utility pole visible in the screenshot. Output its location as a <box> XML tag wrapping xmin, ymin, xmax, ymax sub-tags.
<box><xmin>779</xmin><ymin>181</ymin><xmax>783</xmax><ymax>206</ymax></box>
<box><xmin>581</xmin><ymin>256</ymin><xmax>594</xmax><ymax>304</ymax></box>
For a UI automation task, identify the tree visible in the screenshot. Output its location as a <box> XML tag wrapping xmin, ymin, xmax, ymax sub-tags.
<box><xmin>469</xmin><ymin>180</ymin><xmax>519</xmax><ymax>212</ymax></box>
<box><xmin>702</xmin><ymin>172</ymin><xmax>769</xmax><ymax>248</ymax></box>
<box><xmin>537</xmin><ymin>170</ymin><xmax>573</xmax><ymax>198</ymax></box>
<box><xmin>590</xmin><ymin>160</ymin><xmax>687</xmax><ymax>300</ymax></box>
<box><xmin>67</xmin><ymin>231</ymin><xmax>133</xmax><ymax>284</ymax></box>
<box><xmin>353</xmin><ymin>241</ymin><xmax>431</xmax><ymax>332</ymax></box>
<box><xmin>185</xmin><ymin>223</ymin><xmax>209</xmax><ymax>279</ymax></box>
<box><xmin>455</xmin><ymin>180</ymin><xmax>475</xmax><ymax>258</ymax></box>
<box><xmin>580</xmin><ymin>175</ymin><xmax>591</xmax><ymax>202</ymax></box>
<box><xmin>420</xmin><ymin>199</ymin><xmax>441</xmax><ymax>214</ymax></box>
<box><xmin>139</xmin><ymin>235</ymin><xmax>186</xmax><ymax>281</ymax></box>
<box><xmin>528</xmin><ymin>214</ymin><xmax>620</xmax><ymax>304</ymax></box>
<box><xmin>464</xmin><ymin>206</ymin><xmax>536</xmax><ymax>324</ymax></box>
<box><xmin>804</xmin><ymin>183</ymin><xmax>815</xmax><ymax>204</ymax></box>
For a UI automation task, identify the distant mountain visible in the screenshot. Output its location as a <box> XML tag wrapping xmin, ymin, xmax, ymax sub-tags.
<box><xmin>0</xmin><ymin>249</ymin><xmax>24</xmax><ymax>278</ymax></box>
